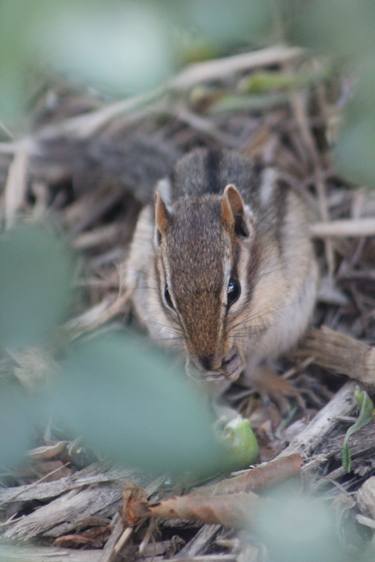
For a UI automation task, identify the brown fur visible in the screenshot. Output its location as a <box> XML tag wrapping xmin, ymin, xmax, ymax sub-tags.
<box><xmin>126</xmin><ymin>148</ymin><xmax>318</xmax><ymax>380</ymax></box>
<box><xmin>154</xmin><ymin>191</ymin><xmax>170</xmax><ymax>235</ymax></box>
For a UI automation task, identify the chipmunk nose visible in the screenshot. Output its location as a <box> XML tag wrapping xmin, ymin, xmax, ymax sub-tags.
<box><xmin>198</xmin><ymin>354</ymin><xmax>215</xmax><ymax>370</ymax></box>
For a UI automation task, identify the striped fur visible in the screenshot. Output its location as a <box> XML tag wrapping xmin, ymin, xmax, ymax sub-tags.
<box><xmin>126</xmin><ymin>148</ymin><xmax>318</xmax><ymax>380</ymax></box>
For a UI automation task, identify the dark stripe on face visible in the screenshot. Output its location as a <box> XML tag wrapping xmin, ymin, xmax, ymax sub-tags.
<box><xmin>155</xmin><ymin>256</ymin><xmax>175</xmax><ymax>322</ymax></box>
<box><xmin>231</xmin><ymin>240</ymin><xmax>241</xmax><ymax>282</ymax></box>
<box><xmin>252</xmin><ymin>160</ymin><xmax>265</xmax><ymax>199</ymax></box>
<box><xmin>154</xmin><ymin>257</ymin><xmax>161</xmax><ymax>293</ymax></box>
<box><xmin>223</xmin><ymin>240</ymin><xmax>241</xmax><ymax>319</ymax></box>
<box><xmin>205</xmin><ymin>150</ymin><xmax>221</xmax><ymax>194</ymax></box>
<box><xmin>244</xmin><ymin>237</ymin><xmax>260</xmax><ymax>308</ymax></box>
<box><xmin>274</xmin><ymin>180</ymin><xmax>289</xmax><ymax>258</ymax></box>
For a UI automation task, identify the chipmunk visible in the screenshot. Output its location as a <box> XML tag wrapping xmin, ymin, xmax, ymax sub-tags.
<box><xmin>126</xmin><ymin>148</ymin><xmax>318</xmax><ymax>391</ymax></box>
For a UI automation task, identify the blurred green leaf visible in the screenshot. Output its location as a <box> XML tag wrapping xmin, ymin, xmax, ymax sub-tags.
<box><xmin>35</xmin><ymin>1</ymin><xmax>176</xmax><ymax>96</ymax></box>
<box><xmin>334</xmin><ymin>119</ymin><xmax>375</xmax><ymax>187</ymax></box>
<box><xmin>47</xmin><ymin>332</ymin><xmax>226</xmax><ymax>475</ymax></box>
<box><xmin>256</xmin><ymin>486</ymin><xmax>343</xmax><ymax>562</ymax></box>
<box><xmin>0</xmin><ymin>223</ymin><xmax>73</xmax><ymax>348</ymax></box>
<box><xmin>0</xmin><ymin>383</ymin><xmax>35</xmax><ymax>467</ymax></box>
<box><xmin>178</xmin><ymin>0</ymin><xmax>272</xmax><ymax>47</ymax></box>
<box><xmin>289</xmin><ymin>0</ymin><xmax>375</xmax><ymax>58</ymax></box>
<box><xmin>0</xmin><ymin>1</ymin><xmax>33</xmax><ymax>120</ymax></box>
<box><xmin>333</xmin><ymin>57</ymin><xmax>375</xmax><ymax>187</ymax></box>
<box><xmin>341</xmin><ymin>388</ymin><xmax>374</xmax><ymax>473</ymax></box>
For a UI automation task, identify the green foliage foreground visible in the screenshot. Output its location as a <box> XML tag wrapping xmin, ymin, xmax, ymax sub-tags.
<box><xmin>0</xmin><ymin>223</ymin><xmax>229</xmax><ymax>476</ymax></box>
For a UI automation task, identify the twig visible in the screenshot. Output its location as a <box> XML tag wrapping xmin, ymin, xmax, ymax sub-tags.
<box><xmin>73</xmin><ymin>224</ymin><xmax>123</xmax><ymax>250</ymax></box>
<box><xmin>160</xmin><ymin>554</ymin><xmax>238</xmax><ymax>562</ymax></box>
<box><xmin>113</xmin><ymin>527</ymin><xmax>133</xmax><ymax>557</ymax></box>
<box><xmin>296</xmin><ymin>326</ymin><xmax>375</xmax><ymax>386</ymax></box>
<box><xmin>177</xmin><ymin>525</ymin><xmax>221</xmax><ymax>557</ymax></box>
<box><xmin>172</xmin><ymin>45</ymin><xmax>302</xmax><ymax>90</ymax></box>
<box><xmin>66</xmin><ymin>287</ymin><xmax>133</xmax><ymax>340</ymax></box>
<box><xmin>173</xmin><ymin>106</ymin><xmax>238</xmax><ymax>147</ymax></box>
<box><xmin>99</xmin><ymin>514</ymin><xmax>124</xmax><ymax>562</ymax></box>
<box><xmin>280</xmin><ymin>381</ymin><xmax>356</xmax><ymax>458</ymax></box>
<box><xmin>310</xmin><ymin>218</ymin><xmax>375</xmax><ymax>238</ymax></box>
<box><xmin>289</xmin><ymin>88</ymin><xmax>335</xmax><ymax>276</ymax></box>
<box><xmin>192</xmin><ymin>454</ymin><xmax>302</xmax><ymax>496</ymax></box>
<box><xmin>3</xmin><ymin>148</ymin><xmax>29</xmax><ymax>229</ymax></box>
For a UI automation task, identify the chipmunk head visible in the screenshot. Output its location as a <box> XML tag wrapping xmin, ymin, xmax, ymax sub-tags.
<box><xmin>153</xmin><ymin>181</ymin><xmax>256</xmax><ymax>380</ymax></box>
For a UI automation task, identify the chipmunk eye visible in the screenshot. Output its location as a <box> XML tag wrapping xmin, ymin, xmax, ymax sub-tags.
<box><xmin>164</xmin><ymin>286</ymin><xmax>175</xmax><ymax>310</ymax></box>
<box><xmin>227</xmin><ymin>278</ymin><xmax>241</xmax><ymax>307</ymax></box>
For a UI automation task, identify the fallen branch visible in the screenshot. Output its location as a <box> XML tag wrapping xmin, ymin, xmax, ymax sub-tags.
<box><xmin>172</xmin><ymin>45</ymin><xmax>302</xmax><ymax>90</ymax></box>
<box><xmin>281</xmin><ymin>381</ymin><xmax>356</xmax><ymax>458</ymax></box>
<box><xmin>297</xmin><ymin>326</ymin><xmax>375</xmax><ymax>386</ymax></box>
<box><xmin>192</xmin><ymin>453</ymin><xmax>302</xmax><ymax>496</ymax></box>
<box><xmin>122</xmin><ymin>483</ymin><xmax>261</xmax><ymax>530</ymax></box>
<box><xmin>4</xmin><ymin>149</ymin><xmax>29</xmax><ymax>229</ymax></box>
<box><xmin>121</xmin><ymin>454</ymin><xmax>301</xmax><ymax>531</ymax></box>
<box><xmin>65</xmin><ymin>287</ymin><xmax>134</xmax><ymax>340</ymax></box>
<box><xmin>310</xmin><ymin>218</ymin><xmax>375</xmax><ymax>238</ymax></box>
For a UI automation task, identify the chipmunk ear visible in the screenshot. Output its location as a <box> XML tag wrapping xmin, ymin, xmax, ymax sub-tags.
<box><xmin>221</xmin><ymin>184</ymin><xmax>251</xmax><ymax>238</ymax></box>
<box><xmin>154</xmin><ymin>191</ymin><xmax>171</xmax><ymax>244</ymax></box>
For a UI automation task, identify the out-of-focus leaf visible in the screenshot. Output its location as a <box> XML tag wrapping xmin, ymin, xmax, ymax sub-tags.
<box><xmin>177</xmin><ymin>0</ymin><xmax>272</xmax><ymax>47</ymax></box>
<box><xmin>341</xmin><ymin>388</ymin><xmax>374</xmax><ymax>472</ymax></box>
<box><xmin>0</xmin><ymin>224</ymin><xmax>73</xmax><ymax>347</ymax></box>
<box><xmin>288</xmin><ymin>0</ymin><xmax>375</xmax><ymax>200</ymax></box>
<box><xmin>333</xmin><ymin>55</ymin><xmax>375</xmax><ymax>187</ymax></box>
<box><xmin>47</xmin><ymin>333</ymin><xmax>226</xmax><ymax>475</ymax></box>
<box><xmin>0</xmin><ymin>1</ymin><xmax>34</xmax><ymax>120</ymax></box>
<box><xmin>289</xmin><ymin>0</ymin><xmax>375</xmax><ymax>58</ymax></box>
<box><xmin>334</xmin><ymin>119</ymin><xmax>375</xmax><ymax>187</ymax></box>
<box><xmin>35</xmin><ymin>2</ymin><xmax>175</xmax><ymax>96</ymax></box>
<box><xmin>0</xmin><ymin>383</ymin><xmax>35</xmax><ymax>467</ymax></box>
<box><xmin>256</xmin><ymin>486</ymin><xmax>343</xmax><ymax>562</ymax></box>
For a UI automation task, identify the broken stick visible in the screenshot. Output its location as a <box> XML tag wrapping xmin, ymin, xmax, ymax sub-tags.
<box><xmin>297</xmin><ymin>326</ymin><xmax>375</xmax><ymax>387</ymax></box>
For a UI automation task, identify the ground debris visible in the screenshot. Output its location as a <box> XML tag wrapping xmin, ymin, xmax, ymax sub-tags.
<box><xmin>121</xmin><ymin>455</ymin><xmax>301</xmax><ymax>530</ymax></box>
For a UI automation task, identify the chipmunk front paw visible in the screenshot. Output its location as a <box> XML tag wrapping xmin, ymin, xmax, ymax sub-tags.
<box><xmin>248</xmin><ymin>366</ymin><xmax>306</xmax><ymax>415</ymax></box>
<box><xmin>221</xmin><ymin>349</ymin><xmax>244</xmax><ymax>381</ymax></box>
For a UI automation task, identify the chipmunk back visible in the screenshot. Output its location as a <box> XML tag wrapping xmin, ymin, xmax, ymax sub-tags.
<box><xmin>126</xmin><ymin>148</ymin><xmax>318</xmax><ymax>381</ymax></box>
